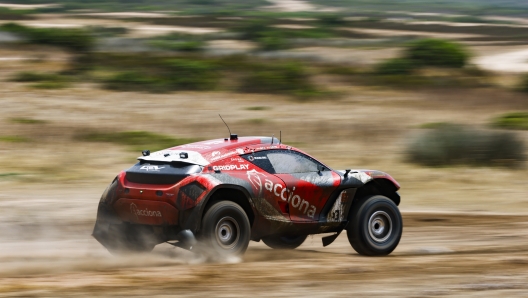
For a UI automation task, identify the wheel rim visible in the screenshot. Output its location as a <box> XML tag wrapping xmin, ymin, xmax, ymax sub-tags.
<box><xmin>215</xmin><ymin>216</ymin><xmax>240</xmax><ymax>249</ymax></box>
<box><xmin>368</xmin><ymin>211</ymin><xmax>392</xmax><ymax>243</ymax></box>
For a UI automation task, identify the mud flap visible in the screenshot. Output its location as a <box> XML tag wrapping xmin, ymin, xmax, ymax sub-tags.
<box><xmin>322</xmin><ymin>230</ymin><xmax>342</xmax><ymax>247</ymax></box>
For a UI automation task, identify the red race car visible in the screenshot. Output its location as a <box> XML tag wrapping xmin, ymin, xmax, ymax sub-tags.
<box><xmin>93</xmin><ymin>134</ymin><xmax>402</xmax><ymax>257</ymax></box>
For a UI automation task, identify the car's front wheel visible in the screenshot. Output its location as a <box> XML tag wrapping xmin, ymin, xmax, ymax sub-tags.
<box><xmin>347</xmin><ymin>195</ymin><xmax>402</xmax><ymax>256</ymax></box>
<box><xmin>200</xmin><ymin>201</ymin><xmax>251</xmax><ymax>257</ymax></box>
<box><xmin>262</xmin><ymin>234</ymin><xmax>308</xmax><ymax>249</ymax></box>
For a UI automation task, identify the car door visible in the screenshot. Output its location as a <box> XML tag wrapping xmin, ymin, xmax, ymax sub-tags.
<box><xmin>241</xmin><ymin>151</ymin><xmax>291</xmax><ymax>219</ymax></box>
<box><xmin>265</xmin><ymin>150</ymin><xmax>340</xmax><ymax>222</ymax></box>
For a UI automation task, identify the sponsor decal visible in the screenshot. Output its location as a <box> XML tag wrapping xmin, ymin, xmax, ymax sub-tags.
<box><xmin>212</xmin><ymin>151</ymin><xmax>221</xmax><ymax>157</ymax></box>
<box><xmin>130</xmin><ymin>203</ymin><xmax>162</xmax><ymax>218</ymax></box>
<box><xmin>210</xmin><ymin>151</ymin><xmax>237</xmax><ymax>161</ymax></box>
<box><xmin>246</xmin><ymin>170</ymin><xmax>316</xmax><ymax>218</ymax></box>
<box><xmin>213</xmin><ymin>164</ymin><xmax>249</xmax><ymax>171</ymax></box>
<box><xmin>203</xmin><ymin>140</ymin><xmax>224</xmax><ymax>145</ymax></box>
<box><xmin>248</xmin><ymin>155</ymin><xmax>254</xmax><ymax>161</ymax></box>
<box><xmin>231</xmin><ymin>157</ymin><xmax>245</xmax><ymax>162</ymax></box>
<box><xmin>254</xmin><ymin>156</ymin><xmax>267</xmax><ymax>160</ymax></box>
<box><xmin>179</xmin><ymin>144</ymin><xmax>211</xmax><ymax>150</ymax></box>
<box><xmin>140</xmin><ymin>165</ymin><xmax>165</xmax><ymax>171</ymax></box>
<box><xmin>247</xmin><ymin>169</ymin><xmax>266</xmax><ymax>193</ymax></box>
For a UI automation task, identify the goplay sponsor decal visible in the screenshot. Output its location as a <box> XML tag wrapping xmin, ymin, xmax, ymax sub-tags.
<box><xmin>246</xmin><ymin>170</ymin><xmax>316</xmax><ymax>218</ymax></box>
<box><xmin>213</xmin><ymin>164</ymin><xmax>249</xmax><ymax>171</ymax></box>
<box><xmin>130</xmin><ymin>203</ymin><xmax>162</xmax><ymax>219</ymax></box>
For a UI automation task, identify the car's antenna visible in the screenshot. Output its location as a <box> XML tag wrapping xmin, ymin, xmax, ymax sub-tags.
<box><xmin>271</xmin><ymin>134</ymin><xmax>274</xmax><ymax>145</ymax></box>
<box><xmin>279</xmin><ymin>130</ymin><xmax>281</xmax><ymax>145</ymax></box>
<box><xmin>219</xmin><ymin>114</ymin><xmax>238</xmax><ymax>140</ymax></box>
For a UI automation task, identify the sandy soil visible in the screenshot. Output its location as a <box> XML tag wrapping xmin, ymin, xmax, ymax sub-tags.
<box><xmin>474</xmin><ymin>47</ymin><xmax>528</xmax><ymax>73</ymax></box>
<box><xmin>1</xmin><ymin>203</ymin><xmax>527</xmax><ymax>297</ymax></box>
<box><xmin>341</xmin><ymin>28</ymin><xmax>483</xmax><ymax>40</ymax></box>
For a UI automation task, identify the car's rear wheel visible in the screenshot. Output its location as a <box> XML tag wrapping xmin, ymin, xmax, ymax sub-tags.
<box><xmin>347</xmin><ymin>195</ymin><xmax>402</xmax><ymax>256</ymax></box>
<box><xmin>200</xmin><ymin>201</ymin><xmax>251</xmax><ymax>257</ymax></box>
<box><xmin>262</xmin><ymin>234</ymin><xmax>308</xmax><ymax>249</ymax></box>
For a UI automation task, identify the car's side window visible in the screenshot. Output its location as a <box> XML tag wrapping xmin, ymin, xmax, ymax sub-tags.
<box><xmin>241</xmin><ymin>151</ymin><xmax>275</xmax><ymax>173</ymax></box>
<box><xmin>267</xmin><ymin>151</ymin><xmax>319</xmax><ymax>174</ymax></box>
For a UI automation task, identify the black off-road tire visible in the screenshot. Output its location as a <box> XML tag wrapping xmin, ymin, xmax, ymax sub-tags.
<box><xmin>262</xmin><ymin>234</ymin><xmax>308</xmax><ymax>249</ymax></box>
<box><xmin>200</xmin><ymin>201</ymin><xmax>251</xmax><ymax>257</ymax></box>
<box><xmin>347</xmin><ymin>195</ymin><xmax>402</xmax><ymax>256</ymax></box>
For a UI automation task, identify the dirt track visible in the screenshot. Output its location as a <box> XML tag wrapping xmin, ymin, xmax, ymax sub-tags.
<box><xmin>1</xmin><ymin>207</ymin><xmax>528</xmax><ymax>297</ymax></box>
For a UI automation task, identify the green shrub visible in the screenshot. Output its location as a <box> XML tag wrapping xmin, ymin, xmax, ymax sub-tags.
<box><xmin>165</xmin><ymin>58</ymin><xmax>218</xmax><ymax>90</ymax></box>
<box><xmin>257</xmin><ymin>34</ymin><xmax>288</xmax><ymax>51</ymax></box>
<box><xmin>10</xmin><ymin>118</ymin><xmax>47</xmax><ymax>124</ymax></box>
<box><xmin>405</xmin><ymin>39</ymin><xmax>469</xmax><ymax>68</ymax></box>
<box><xmin>11</xmin><ymin>71</ymin><xmax>70</xmax><ymax>88</ymax></box>
<box><xmin>239</xmin><ymin>62</ymin><xmax>317</xmax><ymax>96</ymax></box>
<box><xmin>375</xmin><ymin>58</ymin><xmax>415</xmax><ymax>75</ymax></box>
<box><xmin>520</xmin><ymin>74</ymin><xmax>528</xmax><ymax>93</ymax></box>
<box><xmin>492</xmin><ymin>112</ymin><xmax>528</xmax><ymax>130</ymax></box>
<box><xmin>0</xmin><ymin>7</ymin><xmax>33</xmax><ymax>20</ymax></box>
<box><xmin>0</xmin><ymin>23</ymin><xmax>94</xmax><ymax>52</ymax></box>
<box><xmin>406</xmin><ymin>124</ymin><xmax>525</xmax><ymax>168</ymax></box>
<box><xmin>317</xmin><ymin>14</ymin><xmax>346</xmax><ymax>26</ymax></box>
<box><xmin>102</xmin><ymin>58</ymin><xmax>218</xmax><ymax>92</ymax></box>
<box><xmin>11</xmin><ymin>72</ymin><xmax>65</xmax><ymax>82</ymax></box>
<box><xmin>148</xmin><ymin>32</ymin><xmax>205</xmax><ymax>52</ymax></box>
<box><xmin>77</xmin><ymin>131</ymin><xmax>197</xmax><ymax>152</ymax></box>
<box><xmin>89</xmin><ymin>26</ymin><xmax>128</xmax><ymax>37</ymax></box>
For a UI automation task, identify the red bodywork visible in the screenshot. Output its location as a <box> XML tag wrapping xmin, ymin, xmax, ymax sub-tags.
<box><xmin>98</xmin><ymin>136</ymin><xmax>400</xmax><ymax>242</ymax></box>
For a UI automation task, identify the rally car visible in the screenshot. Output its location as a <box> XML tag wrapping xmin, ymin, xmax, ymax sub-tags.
<box><xmin>93</xmin><ymin>134</ymin><xmax>402</xmax><ymax>257</ymax></box>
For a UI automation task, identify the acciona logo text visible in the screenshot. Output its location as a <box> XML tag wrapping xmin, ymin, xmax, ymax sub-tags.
<box><xmin>130</xmin><ymin>203</ymin><xmax>162</xmax><ymax>218</ymax></box>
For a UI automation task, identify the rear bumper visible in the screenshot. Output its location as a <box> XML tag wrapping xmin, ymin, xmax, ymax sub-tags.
<box><xmin>113</xmin><ymin>198</ymin><xmax>180</xmax><ymax>225</ymax></box>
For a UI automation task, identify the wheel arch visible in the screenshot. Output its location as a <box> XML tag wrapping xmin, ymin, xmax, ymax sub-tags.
<box><xmin>200</xmin><ymin>185</ymin><xmax>256</xmax><ymax>229</ymax></box>
<box><xmin>353</xmin><ymin>178</ymin><xmax>400</xmax><ymax>206</ymax></box>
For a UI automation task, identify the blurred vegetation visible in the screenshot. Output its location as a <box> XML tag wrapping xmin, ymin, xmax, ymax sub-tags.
<box><xmin>89</xmin><ymin>53</ymin><xmax>324</xmax><ymax>97</ymax></box>
<box><xmin>245</xmin><ymin>106</ymin><xmax>271</xmax><ymax>111</ymax></box>
<box><xmin>406</xmin><ymin>124</ymin><xmax>525</xmax><ymax>168</ymax></box>
<box><xmin>239</xmin><ymin>62</ymin><xmax>322</xmax><ymax>97</ymax></box>
<box><xmin>405</xmin><ymin>39</ymin><xmax>469</xmax><ymax>68</ymax></box>
<box><xmin>148</xmin><ymin>33</ymin><xmax>206</xmax><ymax>52</ymax></box>
<box><xmin>374</xmin><ymin>58</ymin><xmax>415</xmax><ymax>75</ymax></box>
<box><xmin>418</xmin><ymin>122</ymin><xmax>452</xmax><ymax>129</ymax></box>
<box><xmin>0</xmin><ymin>23</ymin><xmax>94</xmax><ymax>52</ymax></box>
<box><xmin>102</xmin><ymin>58</ymin><xmax>218</xmax><ymax>92</ymax></box>
<box><xmin>0</xmin><ymin>7</ymin><xmax>34</xmax><ymax>20</ymax></box>
<box><xmin>0</xmin><ymin>173</ymin><xmax>21</xmax><ymax>179</ymax></box>
<box><xmin>10</xmin><ymin>117</ymin><xmax>47</xmax><ymax>124</ymax></box>
<box><xmin>0</xmin><ymin>136</ymin><xmax>28</xmax><ymax>143</ymax></box>
<box><xmin>234</xmin><ymin>19</ymin><xmax>338</xmax><ymax>51</ymax></box>
<box><xmin>308</xmin><ymin>0</ymin><xmax>528</xmax><ymax>17</ymax></box>
<box><xmin>88</xmin><ymin>26</ymin><xmax>129</xmax><ymax>37</ymax></box>
<box><xmin>22</xmin><ymin>0</ymin><xmax>268</xmax><ymax>13</ymax></box>
<box><xmin>520</xmin><ymin>74</ymin><xmax>528</xmax><ymax>93</ymax></box>
<box><xmin>11</xmin><ymin>71</ymin><xmax>71</xmax><ymax>89</ymax></box>
<box><xmin>76</xmin><ymin>131</ymin><xmax>198</xmax><ymax>152</ymax></box>
<box><xmin>492</xmin><ymin>112</ymin><xmax>528</xmax><ymax>130</ymax></box>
